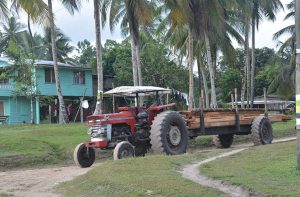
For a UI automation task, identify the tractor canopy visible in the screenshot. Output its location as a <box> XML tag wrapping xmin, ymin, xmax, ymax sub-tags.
<box><xmin>104</xmin><ymin>86</ymin><xmax>171</xmax><ymax>97</ymax></box>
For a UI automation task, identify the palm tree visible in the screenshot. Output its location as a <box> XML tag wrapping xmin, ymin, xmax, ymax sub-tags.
<box><xmin>273</xmin><ymin>0</ymin><xmax>295</xmax><ymax>54</ymax></box>
<box><xmin>105</xmin><ymin>0</ymin><xmax>155</xmax><ymax>87</ymax></box>
<box><xmin>93</xmin><ymin>0</ymin><xmax>103</xmax><ymax>115</ymax></box>
<box><xmin>250</xmin><ymin>0</ymin><xmax>283</xmax><ymax>107</ymax></box>
<box><xmin>0</xmin><ymin>16</ymin><xmax>27</xmax><ymax>53</ymax></box>
<box><xmin>47</xmin><ymin>0</ymin><xmax>81</xmax><ymax>124</ymax></box>
<box><xmin>43</xmin><ymin>27</ymin><xmax>74</xmax><ymax>63</ymax></box>
<box><xmin>0</xmin><ymin>1</ymin><xmax>8</xmax><ymax>20</ymax></box>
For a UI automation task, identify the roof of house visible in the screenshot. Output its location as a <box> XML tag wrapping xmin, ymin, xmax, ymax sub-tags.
<box><xmin>0</xmin><ymin>57</ymin><xmax>92</xmax><ymax>70</ymax></box>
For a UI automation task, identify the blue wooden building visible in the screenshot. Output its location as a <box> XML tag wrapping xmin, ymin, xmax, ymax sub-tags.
<box><xmin>0</xmin><ymin>58</ymin><xmax>93</xmax><ymax>124</ymax></box>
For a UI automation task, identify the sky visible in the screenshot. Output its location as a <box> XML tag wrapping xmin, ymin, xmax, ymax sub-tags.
<box><xmin>20</xmin><ymin>0</ymin><xmax>294</xmax><ymax>51</ymax></box>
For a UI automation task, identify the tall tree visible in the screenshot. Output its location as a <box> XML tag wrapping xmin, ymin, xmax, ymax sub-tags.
<box><xmin>93</xmin><ymin>0</ymin><xmax>103</xmax><ymax>115</ymax></box>
<box><xmin>0</xmin><ymin>16</ymin><xmax>26</xmax><ymax>53</ymax></box>
<box><xmin>106</xmin><ymin>0</ymin><xmax>155</xmax><ymax>87</ymax></box>
<box><xmin>47</xmin><ymin>0</ymin><xmax>81</xmax><ymax>124</ymax></box>
<box><xmin>250</xmin><ymin>0</ymin><xmax>283</xmax><ymax>107</ymax></box>
<box><xmin>43</xmin><ymin>27</ymin><xmax>74</xmax><ymax>62</ymax></box>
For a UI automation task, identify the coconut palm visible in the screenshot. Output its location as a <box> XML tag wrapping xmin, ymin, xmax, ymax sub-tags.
<box><xmin>105</xmin><ymin>0</ymin><xmax>155</xmax><ymax>87</ymax></box>
<box><xmin>43</xmin><ymin>27</ymin><xmax>74</xmax><ymax>63</ymax></box>
<box><xmin>250</xmin><ymin>0</ymin><xmax>283</xmax><ymax>107</ymax></box>
<box><xmin>93</xmin><ymin>0</ymin><xmax>103</xmax><ymax>115</ymax></box>
<box><xmin>0</xmin><ymin>16</ymin><xmax>27</xmax><ymax>53</ymax></box>
<box><xmin>47</xmin><ymin>0</ymin><xmax>81</xmax><ymax>124</ymax></box>
<box><xmin>273</xmin><ymin>0</ymin><xmax>295</xmax><ymax>54</ymax></box>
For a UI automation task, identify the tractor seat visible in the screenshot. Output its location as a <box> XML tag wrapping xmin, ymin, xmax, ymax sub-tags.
<box><xmin>136</xmin><ymin>111</ymin><xmax>148</xmax><ymax>120</ymax></box>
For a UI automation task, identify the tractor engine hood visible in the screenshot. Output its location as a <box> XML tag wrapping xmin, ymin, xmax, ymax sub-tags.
<box><xmin>87</xmin><ymin>111</ymin><xmax>136</xmax><ymax>125</ymax></box>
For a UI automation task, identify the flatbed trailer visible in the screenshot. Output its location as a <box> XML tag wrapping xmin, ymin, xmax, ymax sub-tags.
<box><xmin>179</xmin><ymin>108</ymin><xmax>292</xmax><ymax>147</ymax></box>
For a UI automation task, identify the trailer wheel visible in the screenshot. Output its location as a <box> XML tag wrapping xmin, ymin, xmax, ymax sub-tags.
<box><xmin>150</xmin><ymin>111</ymin><xmax>188</xmax><ymax>155</ymax></box>
<box><xmin>113</xmin><ymin>141</ymin><xmax>135</xmax><ymax>160</ymax></box>
<box><xmin>74</xmin><ymin>143</ymin><xmax>95</xmax><ymax>168</ymax></box>
<box><xmin>251</xmin><ymin>116</ymin><xmax>273</xmax><ymax>146</ymax></box>
<box><xmin>213</xmin><ymin>134</ymin><xmax>234</xmax><ymax>148</ymax></box>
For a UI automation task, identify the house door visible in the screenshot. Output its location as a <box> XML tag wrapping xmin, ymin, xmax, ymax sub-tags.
<box><xmin>0</xmin><ymin>101</ymin><xmax>4</xmax><ymax>116</ymax></box>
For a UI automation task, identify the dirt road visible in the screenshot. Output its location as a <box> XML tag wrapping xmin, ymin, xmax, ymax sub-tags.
<box><xmin>0</xmin><ymin>165</ymin><xmax>98</xmax><ymax>197</ymax></box>
<box><xmin>181</xmin><ymin>137</ymin><xmax>297</xmax><ymax>197</ymax></box>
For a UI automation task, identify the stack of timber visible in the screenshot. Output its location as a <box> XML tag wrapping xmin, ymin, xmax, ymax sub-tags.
<box><xmin>179</xmin><ymin>109</ymin><xmax>293</xmax><ymax>129</ymax></box>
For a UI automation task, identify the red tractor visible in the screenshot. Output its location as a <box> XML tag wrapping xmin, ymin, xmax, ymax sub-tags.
<box><xmin>74</xmin><ymin>86</ymin><xmax>188</xmax><ymax>168</ymax></box>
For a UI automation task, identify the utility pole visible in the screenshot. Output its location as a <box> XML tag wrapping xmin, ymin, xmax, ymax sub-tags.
<box><xmin>296</xmin><ymin>0</ymin><xmax>300</xmax><ymax>169</ymax></box>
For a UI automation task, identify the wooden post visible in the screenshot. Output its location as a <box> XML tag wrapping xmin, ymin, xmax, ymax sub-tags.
<box><xmin>264</xmin><ymin>88</ymin><xmax>268</xmax><ymax>117</ymax></box>
<box><xmin>112</xmin><ymin>83</ymin><xmax>115</xmax><ymax>113</ymax></box>
<box><xmin>80</xmin><ymin>97</ymin><xmax>84</xmax><ymax>123</ymax></box>
<box><xmin>231</xmin><ymin>93</ymin><xmax>234</xmax><ymax>109</ymax></box>
<box><xmin>235</xmin><ymin>88</ymin><xmax>240</xmax><ymax>132</ymax></box>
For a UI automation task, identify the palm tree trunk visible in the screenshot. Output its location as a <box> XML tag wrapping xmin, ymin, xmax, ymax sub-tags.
<box><xmin>241</xmin><ymin>17</ymin><xmax>250</xmax><ymax>109</ymax></box>
<box><xmin>27</xmin><ymin>13</ymin><xmax>33</xmax><ymax>53</ymax></box>
<box><xmin>197</xmin><ymin>56</ymin><xmax>209</xmax><ymax>108</ymax></box>
<box><xmin>245</xmin><ymin>17</ymin><xmax>251</xmax><ymax>108</ymax></box>
<box><xmin>250</xmin><ymin>18</ymin><xmax>256</xmax><ymax>108</ymax></box>
<box><xmin>204</xmin><ymin>32</ymin><xmax>217</xmax><ymax>108</ymax></box>
<box><xmin>136</xmin><ymin>42</ymin><xmax>143</xmax><ymax>86</ymax></box>
<box><xmin>130</xmin><ymin>34</ymin><xmax>139</xmax><ymax>86</ymax></box>
<box><xmin>93</xmin><ymin>0</ymin><xmax>103</xmax><ymax>115</ymax></box>
<box><xmin>47</xmin><ymin>0</ymin><xmax>68</xmax><ymax>124</ymax></box>
<box><xmin>188</xmin><ymin>27</ymin><xmax>194</xmax><ymax>110</ymax></box>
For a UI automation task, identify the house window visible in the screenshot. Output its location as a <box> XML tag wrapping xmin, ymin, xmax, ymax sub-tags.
<box><xmin>73</xmin><ymin>71</ymin><xmax>85</xmax><ymax>85</ymax></box>
<box><xmin>45</xmin><ymin>68</ymin><xmax>55</xmax><ymax>83</ymax></box>
<box><xmin>0</xmin><ymin>71</ymin><xmax>8</xmax><ymax>84</ymax></box>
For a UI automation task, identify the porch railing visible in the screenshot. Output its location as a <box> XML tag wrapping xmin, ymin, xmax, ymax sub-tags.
<box><xmin>0</xmin><ymin>84</ymin><xmax>14</xmax><ymax>89</ymax></box>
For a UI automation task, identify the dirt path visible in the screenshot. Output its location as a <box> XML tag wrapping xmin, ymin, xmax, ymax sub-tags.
<box><xmin>181</xmin><ymin>137</ymin><xmax>297</xmax><ymax>197</ymax></box>
<box><xmin>0</xmin><ymin>164</ymin><xmax>99</xmax><ymax>197</ymax></box>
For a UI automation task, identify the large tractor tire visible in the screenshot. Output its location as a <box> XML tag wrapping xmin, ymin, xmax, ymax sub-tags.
<box><xmin>150</xmin><ymin>111</ymin><xmax>188</xmax><ymax>155</ymax></box>
<box><xmin>213</xmin><ymin>134</ymin><xmax>234</xmax><ymax>148</ymax></box>
<box><xmin>251</xmin><ymin>116</ymin><xmax>273</xmax><ymax>146</ymax></box>
<box><xmin>74</xmin><ymin>143</ymin><xmax>95</xmax><ymax>168</ymax></box>
<box><xmin>113</xmin><ymin>141</ymin><xmax>135</xmax><ymax>160</ymax></box>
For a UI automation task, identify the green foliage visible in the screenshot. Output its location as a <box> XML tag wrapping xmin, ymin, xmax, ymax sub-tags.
<box><xmin>74</xmin><ymin>39</ymin><xmax>96</xmax><ymax>67</ymax></box>
<box><xmin>5</xmin><ymin>39</ymin><xmax>38</xmax><ymax>98</ymax></box>
<box><xmin>218</xmin><ymin>68</ymin><xmax>241</xmax><ymax>102</ymax></box>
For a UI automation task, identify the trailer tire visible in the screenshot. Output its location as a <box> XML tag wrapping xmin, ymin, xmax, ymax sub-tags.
<box><xmin>213</xmin><ymin>134</ymin><xmax>234</xmax><ymax>148</ymax></box>
<box><xmin>251</xmin><ymin>116</ymin><xmax>273</xmax><ymax>146</ymax></box>
<box><xmin>113</xmin><ymin>141</ymin><xmax>135</xmax><ymax>160</ymax></box>
<box><xmin>150</xmin><ymin>111</ymin><xmax>188</xmax><ymax>155</ymax></box>
<box><xmin>74</xmin><ymin>143</ymin><xmax>95</xmax><ymax>168</ymax></box>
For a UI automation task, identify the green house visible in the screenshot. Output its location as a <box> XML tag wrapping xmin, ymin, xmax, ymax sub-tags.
<box><xmin>0</xmin><ymin>58</ymin><xmax>93</xmax><ymax>124</ymax></box>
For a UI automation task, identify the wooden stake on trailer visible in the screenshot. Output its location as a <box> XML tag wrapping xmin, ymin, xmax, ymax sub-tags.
<box><xmin>235</xmin><ymin>88</ymin><xmax>240</xmax><ymax>132</ymax></box>
<box><xmin>264</xmin><ymin>88</ymin><xmax>268</xmax><ymax>117</ymax></box>
<box><xmin>231</xmin><ymin>93</ymin><xmax>234</xmax><ymax>109</ymax></box>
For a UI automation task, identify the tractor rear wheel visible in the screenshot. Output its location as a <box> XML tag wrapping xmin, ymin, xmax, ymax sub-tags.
<box><xmin>74</xmin><ymin>143</ymin><xmax>95</xmax><ymax>168</ymax></box>
<box><xmin>113</xmin><ymin>141</ymin><xmax>135</xmax><ymax>160</ymax></box>
<box><xmin>213</xmin><ymin>134</ymin><xmax>234</xmax><ymax>148</ymax></box>
<box><xmin>251</xmin><ymin>116</ymin><xmax>273</xmax><ymax>146</ymax></box>
<box><xmin>150</xmin><ymin>111</ymin><xmax>188</xmax><ymax>155</ymax></box>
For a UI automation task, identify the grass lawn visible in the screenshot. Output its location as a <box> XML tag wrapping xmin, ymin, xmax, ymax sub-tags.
<box><xmin>201</xmin><ymin>141</ymin><xmax>300</xmax><ymax>197</ymax></box>
<box><xmin>0</xmin><ymin>124</ymin><xmax>93</xmax><ymax>169</ymax></box>
<box><xmin>0</xmin><ymin>119</ymin><xmax>295</xmax><ymax>170</ymax></box>
<box><xmin>57</xmin><ymin>150</ymin><xmax>228</xmax><ymax>197</ymax></box>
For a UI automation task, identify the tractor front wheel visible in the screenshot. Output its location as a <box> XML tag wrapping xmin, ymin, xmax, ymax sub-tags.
<box><xmin>150</xmin><ymin>111</ymin><xmax>188</xmax><ymax>155</ymax></box>
<box><xmin>113</xmin><ymin>141</ymin><xmax>135</xmax><ymax>160</ymax></box>
<box><xmin>74</xmin><ymin>143</ymin><xmax>95</xmax><ymax>168</ymax></box>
